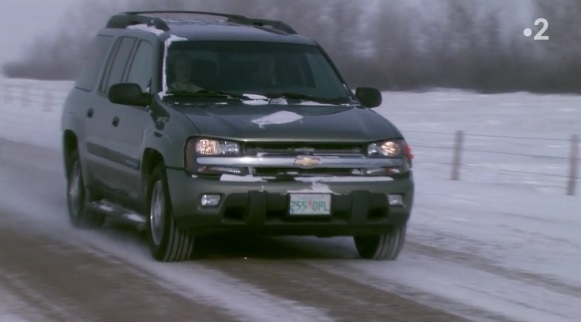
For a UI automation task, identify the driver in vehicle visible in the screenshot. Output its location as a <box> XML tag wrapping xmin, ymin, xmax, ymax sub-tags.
<box><xmin>252</xmin><ymin>54</ymin><xmax>277</xmax><ymax>88</ymax></box>
<box><xmin>167</xmin><ymin>53</ymin><xmax>203</xmax><ymax>92</ymax></box>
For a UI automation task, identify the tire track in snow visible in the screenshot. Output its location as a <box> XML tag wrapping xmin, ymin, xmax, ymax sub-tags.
<box><xmin>209</xmin><ymin>236</ymin><xmax>517</xmax><ymax>322</ymax></box>
<box><xmin>308</xmin><ymin>253</ymin><xmax>580</xmax><ymax>322</ymax></box>
<box><xmin>0</xmin><ymin>139</ymin><xmax>335</xmax><ymax>322</ymax></box>
<box><xmin>200</xmin><ymin>258</ymin><xmax>469</xmax><ymax>322</ymax></box>
<box><xmin>0</xmin><ymin>280</ymin><xmax>62</xmax><ymax>322</ymax></box>
<box><xmin>223</xmin><ymin>234</ymin><xmax>572</xmax><ymax>322</ymax></box>
<box><xmin>406</xmin><ymin>241</ymin><xmax>581</xmax><ymax>297</ymax></box>
<box><xmin>0</xmin><ymin>222</ymin><xmax>237</xmax><ymax>322</ymax></box>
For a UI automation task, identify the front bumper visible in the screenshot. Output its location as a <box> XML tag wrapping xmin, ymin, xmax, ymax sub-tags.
<box><xmin>166</xmin><ymin>169</ymin><xmax>414</xmax><ymax>236</ymax></box>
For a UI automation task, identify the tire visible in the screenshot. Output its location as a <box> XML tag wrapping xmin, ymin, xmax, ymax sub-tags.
<box><xmin>354</xmin><ymin>225</ymin><xmax>407</xmax><ymax>260</ymax></box>
<box><xmin>66</xmin><ymin>152</ymin><xmax>104</xmax><ymax>228</ymax></box>
<box><xmin>147</xmin><ymin>164</ymin><xmax>195</xmax><ymax>262</ymax></box>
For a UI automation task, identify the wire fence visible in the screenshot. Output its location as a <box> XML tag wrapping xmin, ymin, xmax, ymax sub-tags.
<box><xmin>402</xmin><ymin>129</ymin><xmax>573</xmax><ymax>142</ymax></box>
<box><xmin>412</xmin><ymin>143</ymin><xmax>571</xmax><ymax>160</ymax></box>
<box><xmin>403</xmin><ymin>130</ymin><xmax>579</xmax><ymax>196</ymax></box>
<box><xmin>1</xmin><ymin>82</ymin><xmax>69</xmax><ymax>111</ymax></box>
<box><xmin>1</xmin><ymin>80</ymin><xmax>579</xmax><ymax>195</ymax></box>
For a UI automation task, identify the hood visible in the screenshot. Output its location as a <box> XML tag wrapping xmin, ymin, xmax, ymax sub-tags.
<box><xmin>173</xmin><ymin>103</ymin><xmax>402</xmax><ymax>142</ymax></box>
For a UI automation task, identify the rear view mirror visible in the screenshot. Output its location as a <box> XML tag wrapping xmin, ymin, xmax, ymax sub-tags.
<box><xmin>108</xmin><ymin>83</ymin><xmax>152</xmax><ymax>107</ymax></box>
<box><xmin>355</xmin><ymin>87</ymin><xmax>382</xmax><ymax>108</ymax></box>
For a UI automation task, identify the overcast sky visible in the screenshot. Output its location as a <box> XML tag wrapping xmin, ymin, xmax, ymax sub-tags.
<box><xmin>0</xmin><ymin>0</ymin><xmax>540</xmax><ymax>77</ymax></box>
<box><xmin>0</xmin><ymin>0</ymin><xmax>538</xmax><ymax>58</ymax></box>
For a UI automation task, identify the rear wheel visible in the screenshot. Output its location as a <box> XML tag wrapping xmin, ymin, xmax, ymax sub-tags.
<box><xmin>66</xmin><ymin>152</ymin><xmax>104</xmax><ymax>228</ymax></box>
<box><xmin>147</xmin><ymin>164</ymin><xmax>195</xmax><ymax>262</ymax></box>
<box><xmin>354</xmin><ymin>225</ymin><xmax>407</xmax><ymax>260</ymax></box>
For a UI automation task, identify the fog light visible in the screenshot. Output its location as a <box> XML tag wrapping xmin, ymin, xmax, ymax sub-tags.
<box><xmin>201</xmin><ymin>194</ymin><xmax>221</xmax><ymax>207</ymax></box>
<box><xmin>363</xmin><ymin>167</ymin><xmax>402</xmax><ymax>176</ymax></box>
<box><xmin>388</xmin><ymin>194</ymin><xmax>403</xmax><ymax>207</ymax></box>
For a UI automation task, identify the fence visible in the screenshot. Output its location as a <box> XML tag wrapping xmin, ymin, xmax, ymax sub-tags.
<box><xmin>403</xmin><ymin>130</ymin><xmax>580</xmax><ymax>196</ymax></box>
<box><xmin>1</xmin><ymin>82</ymin><xmax>69</xmax><ymax>111</ymax></box>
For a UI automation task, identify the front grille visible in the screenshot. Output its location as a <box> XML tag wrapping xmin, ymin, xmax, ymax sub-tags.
<box><xmin>244</xmin><ymin>143</ymin><xmax>364</xmax><ymax>156</ymax></box>
<box><xmin>252</xmin><ymin>167</ymin><xmax>360</xmax><ymax>177</ymax></box>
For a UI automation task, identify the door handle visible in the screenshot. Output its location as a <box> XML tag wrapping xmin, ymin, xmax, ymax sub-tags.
<box><xmin>87</xmin><ymin>108</ymin><xmax>94</xmax><ymax>118</ymax></box>
<box><xmin>112</xmin><ymin>116</ymin><xmax>120</xmax><ymax>127</ymax></box>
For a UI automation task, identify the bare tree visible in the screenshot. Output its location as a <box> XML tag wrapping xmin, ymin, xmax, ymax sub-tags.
<box><xmin>3</xmin><ymin>0</ymin><xmax>581</xmax><ymax>94</ymax></box>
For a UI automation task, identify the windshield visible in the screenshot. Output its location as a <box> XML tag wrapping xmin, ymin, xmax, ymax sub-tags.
<box><xmin>164</xmin><ymin>41</ymin><xmax>352</xmax><ymax>101</ymax></box>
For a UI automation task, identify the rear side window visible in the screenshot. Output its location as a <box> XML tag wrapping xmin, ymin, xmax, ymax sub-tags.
<box><xmin>75</xmin><ymin>35</ymin><xmax>115</xmax><ymax>91</ymax></box>
<box><xmin>99</xmin><ymin>37</ymin><xmax>137</xmax><ymax>94</ymax></box>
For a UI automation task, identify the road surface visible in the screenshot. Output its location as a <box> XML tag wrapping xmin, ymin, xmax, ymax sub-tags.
<box><xmin>0</xmin><ymin>138</ymin><xmax>566</xmax><ymax>322</ymax></box>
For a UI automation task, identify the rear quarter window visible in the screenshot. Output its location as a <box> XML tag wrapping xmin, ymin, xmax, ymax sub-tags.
<box><xmin>75</xmin><ymin>35</ymin><xmax>115</xmax><ymax>92</ymax></box>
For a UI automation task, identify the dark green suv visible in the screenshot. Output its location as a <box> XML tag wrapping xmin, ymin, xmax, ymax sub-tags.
<box><xmin>61</xmin><ymin>11</ymin><xmax>415</xmax><ymax>262</ymax></box>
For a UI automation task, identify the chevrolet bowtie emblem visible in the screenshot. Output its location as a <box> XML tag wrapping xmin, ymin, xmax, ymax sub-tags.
<box><xmin>294</xmin><ymin>155</ymin><xmax>321</xmax><ymax>167</ymax></box>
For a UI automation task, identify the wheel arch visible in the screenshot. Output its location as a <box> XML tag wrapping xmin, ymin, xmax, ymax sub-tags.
<box><xmin>141</xmin><ymin>148</ymin><xmax>166</xmax><ymax>195</ymax></box>
<box><xmin>62</xmin><ymin>130</ymin><xmax>78</xmax><ymax>176</ymax></box>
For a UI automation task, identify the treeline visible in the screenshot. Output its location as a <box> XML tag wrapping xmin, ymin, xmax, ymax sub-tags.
<box><xmin>3</xmin><ymin>0</ymin><xmax>581</xmax><ymax>94</ymax></box>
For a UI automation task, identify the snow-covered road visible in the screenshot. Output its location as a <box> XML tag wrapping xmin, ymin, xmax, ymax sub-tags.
<box><xmin>0</xmin><ymin>79</ymin><xmax>579</xmax><ymax>322</ymax></box>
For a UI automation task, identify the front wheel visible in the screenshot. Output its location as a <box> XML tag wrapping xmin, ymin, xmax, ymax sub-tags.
<box><xmin>66</xmin><ymin>152</ymin><xmax>104</xmax><ymax>228</ymax></box>
<box><xmin>147</xmin><ymin>164</ymin><xmax>195</xmax><ymax>262</ymax></box>
<box><xmin>354</xmin><ymin>225</ymin><xmax>407</xmax><ymax>260</ymax></box>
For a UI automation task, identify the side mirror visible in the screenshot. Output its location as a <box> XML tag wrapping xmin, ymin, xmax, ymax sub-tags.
<box><xmin>355</xmin><ymin>87</ymin><xmax>382</xmax><ymax>108</ymax></box>
<box><xmin>108</xmin><ymin>83</ymin><xmax>152</xmax><ymax>107</ymax></box>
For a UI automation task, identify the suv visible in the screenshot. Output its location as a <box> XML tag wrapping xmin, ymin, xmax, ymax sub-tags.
<box><xmin>61</xmin><ymin>10</ymin><xmax>415</xmax><ymax>262</ymax></box>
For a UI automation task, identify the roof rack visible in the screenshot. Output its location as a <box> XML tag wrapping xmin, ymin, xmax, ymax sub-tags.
<box><xmin>227</xmin><ymin>17</ymin><xmax>297</xmax><ymax>34</ymax></box>
<box><xmin>105</xmin><ymin>10</ymin><xmax>297</xmax><ymax>35</ymax></box>
<box><xmin>123</xmin><ymin>10</ymin><xmax>247</xmax><ymax>21</ymax></box>
<box><xmin>106</xmin><ymin>13</ymin><xmax>170</xmax><ymax>31</ymax></box>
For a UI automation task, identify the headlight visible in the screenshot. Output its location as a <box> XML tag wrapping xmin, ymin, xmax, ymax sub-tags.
<box><xmin>367</xmin><ymin>140</ymin><xmax>403</xmax><ymax>157</ymax></box>
<box><xmin>193</xmin><ymin>138</ymin><xmax>240</xmax><ymax>156</ymax></box>
<box><xmin>185</xmin><ymin>138</ymin><xmax>244</xmax><ymax>175</ymax></box>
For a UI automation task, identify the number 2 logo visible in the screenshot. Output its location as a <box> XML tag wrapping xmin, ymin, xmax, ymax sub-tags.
<box><xmin>534</xmin><ymin>18</ymin><xmax>549</xmax><ymax>40</ymax></box>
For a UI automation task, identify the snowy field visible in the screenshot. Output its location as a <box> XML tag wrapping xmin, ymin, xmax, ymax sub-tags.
<box><xmin>0</xmin><ymin>78</ymin><xmax>580</xmax><ymax>322</ymax></box>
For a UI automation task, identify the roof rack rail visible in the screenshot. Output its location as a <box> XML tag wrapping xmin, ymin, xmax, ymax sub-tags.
<box><xmin>106</xmin><ymin>13</ymin><xmax>170</xmax><ymax>31</ymax></box>
<box><xmin>123</xmin><ymin>10</ymin><xmax>248</xmax><ymax>21</ymax></box>
<box><xmin>105</xmin><ymin>10</ymin><xmax>298</xmax><ymax>35</ymax></box>
<box><xmin>227</xmin><ymin>17</ymin><xmax>297</xmax><ymax>34</ymax></box>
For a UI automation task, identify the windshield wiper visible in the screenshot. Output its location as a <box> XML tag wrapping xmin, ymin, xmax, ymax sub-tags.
<box><xmin>165</xmin><ymin>89</ymin><xmax>249</xmax><ymax>100</ymax></box>
<box><xmin>265</xmin><ymin>92</ymin><xmax>348</xmax><ymax>105</ymax></box>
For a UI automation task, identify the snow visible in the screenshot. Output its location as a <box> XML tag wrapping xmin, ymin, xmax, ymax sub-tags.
<box><xmin>159</xmin><ymin>35</ymin><xmax>188</xmax><ymax>97</ymax></box>
<box><xmin>220</xmin><ymin>174</ymin><xmax>266</xmax><ymax>182</ymax></box>
<box><xmin>288</xmin><ymin>183</ymin><xmax>336</xmax><ymax>194</ymax></box>
<box><xmin>294</xmin><ymin>176</ymin><xmax>394</xmax><ymax>182</ymax></box>
<box><xmin>251</xmin><ymin>111</ymin><xmax>304</xmax><ymax>128</ymax></box>
<box><xmin>308</xmin><ymin>171</ymin><xmax>581</xmax><ymax>321</ymax></box>
<box><xmin>1</xmin><ymin>78</ymin><xmax>580</xmax><ymax>321</ymax></box>
<box><xmin>298</xmin><ymin>101</ymin><xmax>340</xmax><ymax>106</ymax></box>
<box><xmin>0</xmin><ymin>284</ymin><xmax>44</xmax><ymax>322</ymax></box>
<box><xmin>288</xmin><ymin>176</ymin><xmax>393</xmax><ymax>193</ymax></box>
<box><xmin>127</xmin><ymin>24</ymin><xmax>166</xmax><ymax>36</ymax></box>
<box><xmin>243</xmin><ymin>94</ymin><xmax>269</xmax><ymax>100</ymax></box>
<box><xmin>0</xmin><ymin>158</ymin><xmax>335</xmax><ymax>322</ymax></box>
<box><xmin>239</xmin><ymin>95</ymin><xmax>339</xmax><ymax>106</ymax></box>
<box><xmin>242</xmin><ymin>100</ymin><xmax>269</xmax><ymax>106</ymax></box>
<box><xmin>124</xmin><ymin>213</ymin><xmax>146</xmax><ymax>223</ymax></box>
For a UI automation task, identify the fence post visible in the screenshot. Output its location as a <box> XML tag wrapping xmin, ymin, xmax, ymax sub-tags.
<box><xmin>450</xmin><ymin>130</ymin><xmax>464</xmax><ymax>181</ymax></box>
<box><xmin>567</xmin><ymin>134</ymin><xmax>579</xmax><ymax>196</ymax></box>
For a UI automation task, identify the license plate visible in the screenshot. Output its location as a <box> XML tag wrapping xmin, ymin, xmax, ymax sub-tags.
<box><xmin>289</xmin><ymin>194</ymin><xmax>331</xmax><ymax>215</ymax></box>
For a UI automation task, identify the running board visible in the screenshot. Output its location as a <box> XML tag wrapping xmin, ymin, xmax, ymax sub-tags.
<box><xmin>88</xmin><ymin>200</ymin><xmax>147</xmax><ymax>231</ymax></box>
